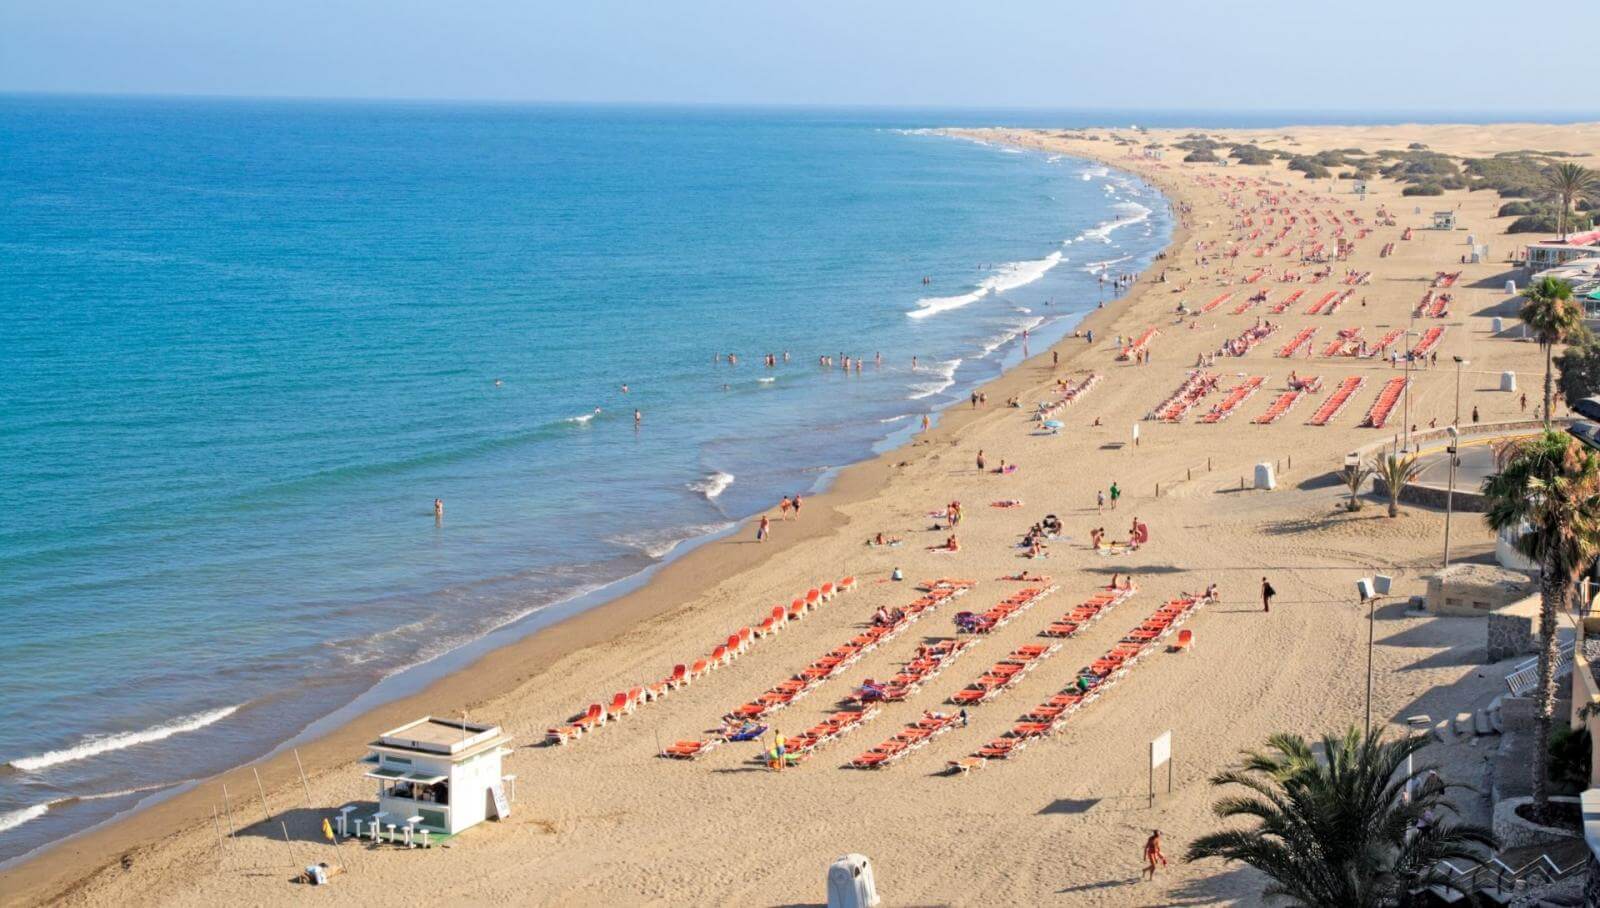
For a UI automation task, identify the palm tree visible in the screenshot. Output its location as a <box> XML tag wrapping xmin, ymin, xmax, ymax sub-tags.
<box><xmin>1520</xmin><ymin>277</ymin><xmax>1581</xmax><ymax>427</ymax></box>
<box><xmin>1377</xmin><ymin>452</ymin><xmax>1422</xmax><ymax>517</ymax></box>
<box><xmin>1341</xmin><ymin>459</ymin><xmax>1374</xmax><ymax>512</ymax></box>
<box><xmin>1482</xmin><ymin>431</ymin><xmax>1600</xmax><ymax>821</ymax></box>
<box><xmin>1547</xmin><ymin>163</ymin><xmax>1597</xmax><ymax>241</ymax></box>
<box><xmin>1187</xmin><ymin>728</ymin><xmax>1496</xmax><ymax>907</ymax></box>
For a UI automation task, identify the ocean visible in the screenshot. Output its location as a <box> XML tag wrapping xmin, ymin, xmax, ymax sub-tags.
<box><xmin>0</xmin><ymin>97</ymin><xmax>1171</xmax><ymax>859</ymax></box>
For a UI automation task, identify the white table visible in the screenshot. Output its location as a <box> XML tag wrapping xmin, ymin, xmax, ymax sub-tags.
<box><xmin>404</xmin><ymin>815</ymin><xmax>422</xmax><ymax>847</ymax></box>
<box><xmin>336</xmin><ymin>805</ymin><xmax>356</xmax><ymax>837</ymax></box>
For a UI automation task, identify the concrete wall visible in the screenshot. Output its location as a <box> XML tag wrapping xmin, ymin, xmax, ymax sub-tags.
<box><xmin>1571</xmin><ymin>643</ymin><xmax>1600</xmax><ymax>789</ymax></box>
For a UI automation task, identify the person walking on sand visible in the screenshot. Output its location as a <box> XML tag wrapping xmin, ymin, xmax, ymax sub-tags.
<box><xmin>1109</xmin><ymin>482</ymin><xmax>1121</xmax><ymax>510</ymax></box>
<box><xmin>779</xmin><ymin>496</ymin><xmax>793</xmax><ymax>519</ymax></box>
<box><xmin>1097</xmin><ymin>489</ymin><xmax>1105</xmax><ymax>513</ymax></box>
<box><xmin>756</xmin><ymin>515</ymin><xmax>770</xmax><ymax>543</ymax></box>
<box><xmin>792</xmin><ymin>494</ymin><xmax>803</xmax><ymax>517</ymax></box>
<box><xmin>921</xmin><ymin>414</ymin><xmax>932</xmax><ymax>433</ymax></box>
<box><xmin>1261</xmin><ymin>576</ymin><xmax>1276</xmax><ymax>613</ymax></box>
<box><xmin>1143</xmin><ymin>830</ymin><xmax>1167</xmax><ymax>880</ymax></box>
<box><xmin>1472</xmin><ymin>405</ymin><xmax>1480</xmax><ymax>424</ymax></box>
<box><xmin>976</xmin><ymin>450</ymin><xmax>986</xmax><ymax>471</ymax></box>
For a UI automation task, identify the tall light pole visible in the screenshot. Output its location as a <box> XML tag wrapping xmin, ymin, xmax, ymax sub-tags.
<box><xmin>1401</xmin><ymin>326</ymin><xmax>1417</xmax><ymax>452</ymax></box>
<box><xmin>1443</xmin><ymin>356</ymin><xmax>1469</xmax><ymax>567</ymax></box>
<box><xmin>1357</xmin><ymin>575</ymin><xmax>1394</xmax><ymax>730</ymax></box>
<box><xmin>1443</xmin><ymin>426</ymin><xmax>1460</xmax><ymax>567</ymax></box>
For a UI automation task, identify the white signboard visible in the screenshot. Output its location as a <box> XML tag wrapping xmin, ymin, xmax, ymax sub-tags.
<box><xmin>489</xmin><ymin>783</ymin><xmax>511</xmax><ymax>820</ymax></box>
<box><xmin>1150</xmin><ymin>731</ymin><xmax>1172</xmax><ymax>769</ymax></box>
<box><xmin>1149</xmin><ymin>731</ymin><xmax>1173</xmax><ymax>807</ymax></box>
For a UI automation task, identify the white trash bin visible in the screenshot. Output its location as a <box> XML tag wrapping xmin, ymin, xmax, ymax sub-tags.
<box><xmin>1254</xmin><ymin>462</ymin><xmax>1276</xmax><ymax>491</ymax></box>
<box><xmin>827</xmin><ymin>854</ymin><xmax>881</xmax><ymax>908</ymax></box>
<box><xmin>1501</xmin><ymin>371</ymin><xmax>1516</xmax><ymax>392</ymax></box>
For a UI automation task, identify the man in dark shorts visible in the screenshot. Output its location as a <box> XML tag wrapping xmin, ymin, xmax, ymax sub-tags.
<box><xmin>1261</xmin><ymin>576</ymin><xmax>1276</xmax><ymax>613</ymax></box>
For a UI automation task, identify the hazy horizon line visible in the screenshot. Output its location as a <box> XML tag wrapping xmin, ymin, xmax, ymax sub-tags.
<box><xmin>3</xmin><ymin>89</ymin><xmax>1598</xmax><ymax>125</ymax></box>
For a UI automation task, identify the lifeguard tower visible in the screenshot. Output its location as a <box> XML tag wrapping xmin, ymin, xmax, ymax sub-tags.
<box><xmin>1432</xmin><ymin>210</ymin><xmax>1457</xmax><ymax>230</ymax></box>
<box><xmin>362</xmin><ymin>717</ymin><xmax>514</xmax><ymax>840</ymax></box>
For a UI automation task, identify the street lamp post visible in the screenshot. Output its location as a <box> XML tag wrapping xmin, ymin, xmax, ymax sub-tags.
<box><xmin>1357</xmin><ymin>575</ymin><xmax>1394</xmax><ymax>730</ymax></box>
<box><xmin>1401</xmin><ymin>327</ymin><xmax>1417</xmax><ymax>452</ymax></box>
<box><xmin>1443</xmin><ymin>426</ymin><xmax>1460</xmax><ymax>567</ymax></box>
<box><xmin>1443</xmin><ymin>357</ymin><xmax>1469</xmax><ymax>567</ymax></box>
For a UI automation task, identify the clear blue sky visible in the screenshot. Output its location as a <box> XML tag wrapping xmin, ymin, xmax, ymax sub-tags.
<box><xmin>1</xmin><ymin>0</ymin><xmax>1590</xmax><ymax>111</ymax></box>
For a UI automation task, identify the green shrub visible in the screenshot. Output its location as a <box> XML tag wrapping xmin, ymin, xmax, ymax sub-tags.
<box><xmin>1230</xmin><ymin>145</ymin><xmax>1274</xmax><ymax>165</ymax></box>
<box><xmin>1499</xmin><ymin>201</ymin><xmax>1541</xmax><ymax>217</ymax></box>
<box><xmin>1402</xmin><ymin>184</ymin><xmax>1444</xmax><ymax>196</ymax></box>
<box><xmin>1549</xmin><ymin>726</ymin><xmax>1592</xmax><ymax>795</ymax></box>
<box><xmin>1509</xmin><ymin>211</ymin><xmax>1596</xmax><ymax>233</ymax></box>
<box><xmin>1184</xmin><ymin>149</ymin><xmax>1219</xmax><ymax>163</ymax></box>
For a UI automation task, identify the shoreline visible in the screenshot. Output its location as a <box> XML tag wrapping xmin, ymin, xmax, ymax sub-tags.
<box><xmin>0</xmin><ymin>144</ymin><xmax>1182</xmax><ymax>905</ymax></box>
<box><xmin>22</xmin><ymin>115</ymin><xmax>1597</xmax><ymax>905</ymax></box>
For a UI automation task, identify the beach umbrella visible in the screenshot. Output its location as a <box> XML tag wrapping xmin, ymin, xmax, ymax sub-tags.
<box><xmin>1043</xmin><ymin>420</ymin><xmax>1064</xmax><ymax>429</ymax></box>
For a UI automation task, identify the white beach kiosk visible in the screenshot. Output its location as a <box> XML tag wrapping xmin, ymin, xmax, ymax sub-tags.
<box><xmin>360</xmin><ymin>717</ymin><xmax>514</xmax><ymax>845</ymax></box>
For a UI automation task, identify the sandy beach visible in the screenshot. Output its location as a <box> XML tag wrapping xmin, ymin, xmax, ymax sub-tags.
<box><xmin>7</xmin><ymin>119</ymin><xmax>1600</xmax><ymax>907</ymax></box>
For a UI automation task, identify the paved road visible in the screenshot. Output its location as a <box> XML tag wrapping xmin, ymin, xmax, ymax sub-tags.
<box><xmin>1412</xmin><ymin>441</ymin><xmax>1496</xmax><ymax>490</ymax></box>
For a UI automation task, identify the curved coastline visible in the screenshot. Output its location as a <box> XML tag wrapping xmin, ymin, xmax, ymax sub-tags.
<box><xmin>0</xmin><ymin>141</ymin><xmax>1182</xmax><ymax>904</ymax></box>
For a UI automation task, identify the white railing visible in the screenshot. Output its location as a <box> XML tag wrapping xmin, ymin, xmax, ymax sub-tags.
<box><xmin>1505</xmin><ymin>641</ymin><xmax>1576</xmax><ymax>698</ymax></box>
<box><xmin>1431</xmin><ymin>852</ymin><xmax>1587</xmax><ymax>899</ymax></box>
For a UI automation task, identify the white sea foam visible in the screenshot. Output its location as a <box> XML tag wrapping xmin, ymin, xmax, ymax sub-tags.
<box><xmin>610</xmin><ymin>522</ymin><xmax>734</xmax><ymax>559</ymax></box>
<box><xmin>879</xmin><ymin>414</ymin><xmax>913</xmax><ymax>424</ymax></box>
<box><xmin>0</xmin><ymin>803</ymin><xmax>50</xmax><ymax>835</ymax></box>
<box><xmin>563</xmin><ymin>412</ymin><xmax>596</xmax><ymax>426</ymax></box>
<box><xmin>687</xmin><ymin>471</ymin><xmax>734</xmax><ymax>500</ymax></box>
<box><xmin>10</xmin><ymin>706</ymin><xmax>242</xmax><ymax>772</ymax></box>
<box><xmin>908</xmin><ymin>252</ymin><xmax>1062</xmax><ymax>320</ymax></box>
<box><xmin>757</xmin><ymin>377</ymin><xmax>776</xmax><ymax>384</ymax></box>
<box><xmin>1078</xmin><ymin>202</ymin><xmax>1152</xmax><ymax>244</ymax></box>
<box><xmin>1084</xmin><ymin>254</ymin><xmax>1134</xmax><ymax>273</ymax></box>
<box><xmin>908</xmin><ymin>358</ymin><xmax>962</xmax><ymax>399</ymax></box>
<box><xmin>978</xmin><ymin>317</ymin><xmax>1047</xmax><ymax>358</ymax></box>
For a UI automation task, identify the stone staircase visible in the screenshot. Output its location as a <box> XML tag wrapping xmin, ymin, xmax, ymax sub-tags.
<box><xmin>1421</xmin><ymin>695</ymin><xmax>1507</xmax><ymax>747</ymax></box>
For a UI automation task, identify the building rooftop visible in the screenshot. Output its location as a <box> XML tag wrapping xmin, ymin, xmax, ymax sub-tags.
<box><xmin>372</xmin><ymin>716</ymin><xmax>510</xmax><ymax>758</ymax></box>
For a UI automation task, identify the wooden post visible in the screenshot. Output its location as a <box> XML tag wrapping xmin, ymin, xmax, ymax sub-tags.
<box><xmin>292</xmin><ymin>749</ymin><xmax>315</xmax><ymax>808</ymax></box>
<box><xmin>252</xmin><ymin>768</ymin><xmax>272</xmax><ymax>826</ymax></box>
<box><xmin>221</xmin><ymin>783</ymin><xmax>237</xmax><ymax>837</ymax></box>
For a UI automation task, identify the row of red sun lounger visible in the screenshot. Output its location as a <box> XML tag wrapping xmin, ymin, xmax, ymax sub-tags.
<box><xmin>1414</xmin><ymin>290</ymin><xmax>1450</xmax><ymax>319</ymax></box>
<box><xmin>1035</xmin><ymin>373</ymin><xmax>1100</xmax><ymax>423</ymax></box>
<box><xmin>1117</xmin><ymin>326</ymin><xmax>1159</xmax><ymax>362</ymax></box>
<box><xmin>849</xmin><ymin>588</ymin><xmax>1133</xmax><ymax>770</ymax></box>
<box><xmin>546</xmin><ymin>576</ymin><xmax>856</xmax><ymax>745</ymax></box>
<box><xmin>1154</xmin><ymin>371</ymin><xmax>1220</xmax><ymax>422</ymax></box>
<box><xmin>949</xmin><ymin>594</ymin><xmax>1210</xmax><ymax>772</ymax></box>
<box><xmin>657</xmin><ymin>580</ymin><xmax>974</xmax><ymax>759</ymax></box>
<box><xmin>1197</xmin><ymin>376</ymin><xmax>1263</xmax><ymax>423</ymax></box>
<box><xmin>1360</xmin><ymin>377</ymin><xmax>1410</xmax><ymax>429</ymax></box>
<box><xmin>1411</xmin><ymin>326</ymin><xmax>1446</xmax><ymax>358</ymax></box>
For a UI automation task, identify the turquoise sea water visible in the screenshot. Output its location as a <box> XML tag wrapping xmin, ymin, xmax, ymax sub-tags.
<box><xmin>0</xmin><ymin>98</ymin><xmax>1171</xmax><ymax>858</ymax></box>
